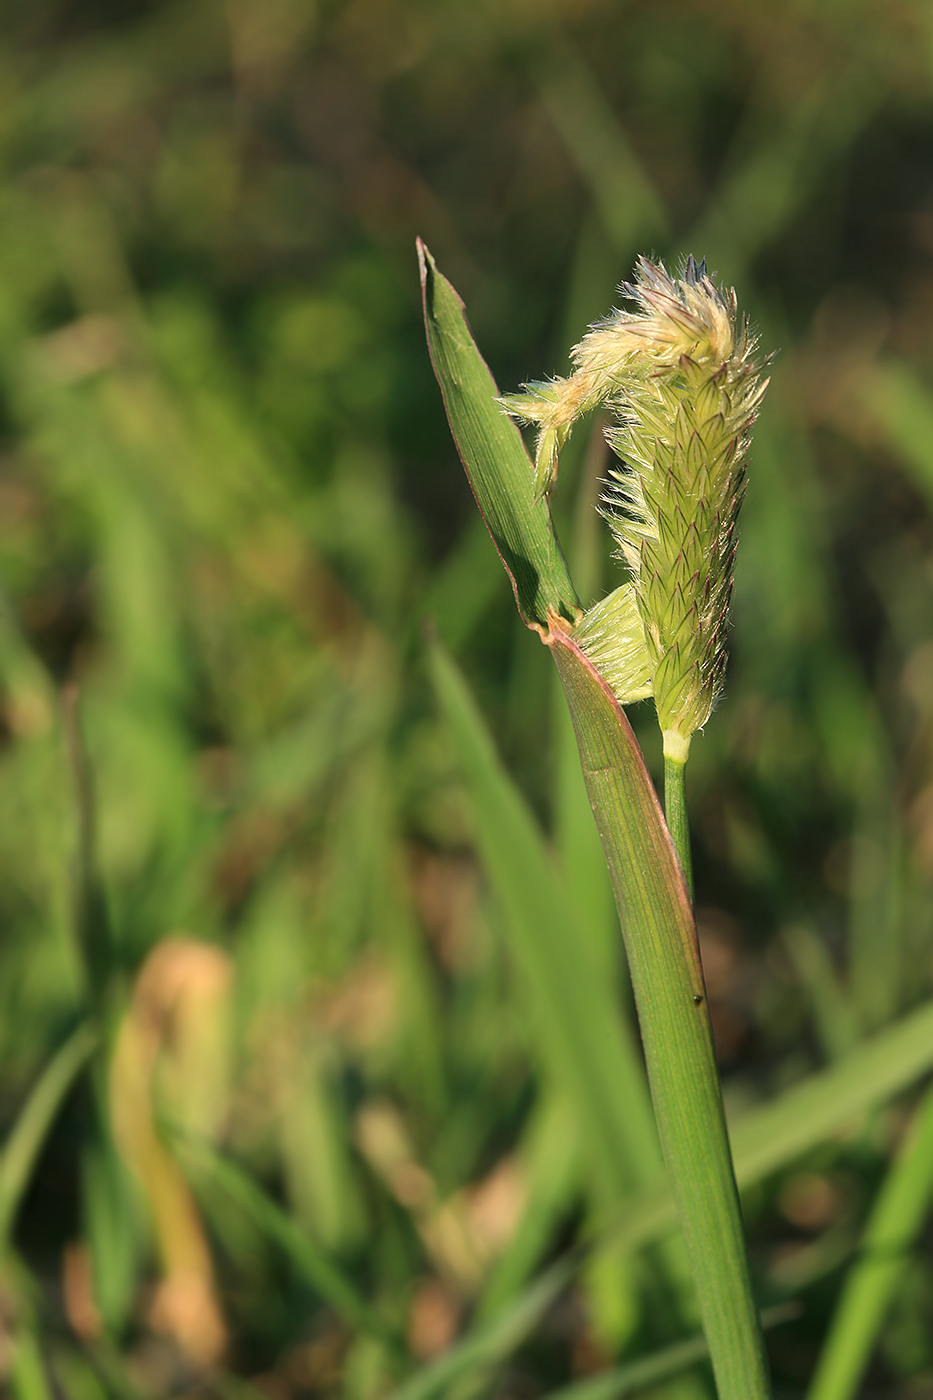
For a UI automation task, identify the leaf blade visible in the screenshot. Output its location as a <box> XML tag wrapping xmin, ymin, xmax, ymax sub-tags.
<box><xmin>418</xmin><ymin>240</ymin><xmax>579</xmax><ymax>630</ymax></box>
<box><xmin>0</xmin><ymin>1021</ymin><xmax>98</xmax><ymax>1250</ymax></box>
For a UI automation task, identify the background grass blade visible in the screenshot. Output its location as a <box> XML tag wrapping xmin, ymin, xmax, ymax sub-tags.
<box><xmin>418</xmin><ymin>240</ymin><xmax>579</xmax><ymax>631</ymax></box>
<box><xmin>607</xmin><ymin>996</ymin><xmax>933</xmax><ymax>1258</ymax></box>
<box><xmin>727</xmin><ymin>1000</ymin><xmax>933</xmax><ymax>1186</ymax></box>
<box><xmin>532</xmin><ymin>43</ymin><xmax>670</xmax><ymax>256</ymax></box>
<box><xmin>545</xmin><ymin>1304</ymin><xmax>797</xmax><ymax>1400</ymax></box>
<box><xmin>387</xmin><ymin>1260</ymin><xmax>575</xmax><ymax>1400</ymax></box>
<box><xmin>864</xmin><ymin>363</ymin><xmax>933</xmax><ymax>511</ymax></box>
<box><xmin>543</xmin><ymin>1329</ymin><xmax>712</xmax><ymax>1400</ymax></box>
<box><xmin>474</xmin><ymin>1090</ymin><xmax>580</xmax><ymax>1322</ymax></box>
<box><xmin>806</xmin><ymin>1083</ymin><xmax>933</xmax><ymax>1400</ymax></box>
<box><xmin>380</xmin><ymin>980</ymin><xmax>933</xmax><ymax>1400</ymax></box>
<box><xmin>176</xmin><ymin>1134</ymin><xmax>397</xmax><ymax>1350</ymax></box>
<box><xmin>10</xmin><ymin>1330</ymin><xmax>53</xmax><ymax>1400</ymax></box>
<box><xmin>0</xmin><ymin>1022</ymin><xmax>98</xmax><ymax>1251</ymax></box>
<box><xmin>402</xmin><ymin>923</ymin><xmax>933</xmax><ymax>1393</ymax></box>
<box><xmin>430</xmin><ymin>639</ymin><xmax>662</xmax><ymax>1204</ymax></box>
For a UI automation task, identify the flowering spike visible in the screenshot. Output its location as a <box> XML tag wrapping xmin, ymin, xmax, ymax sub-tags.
<box><xmin>504</xmin><ymin>256</ymin><xmax>768</xmax><ymax>754</ymax></box>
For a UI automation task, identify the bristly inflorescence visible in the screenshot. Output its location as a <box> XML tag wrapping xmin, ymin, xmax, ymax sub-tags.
<box><xmin>502</xmin><ymin>255</ymin><xmax>769</xmax><ymax>758</ymax></box>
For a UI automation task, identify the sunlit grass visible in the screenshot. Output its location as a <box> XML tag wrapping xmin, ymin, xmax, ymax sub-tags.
<box><xmin>0</xmin><ymin>1</ymin><xmax>932</xmax><ymax>1396</ymax></box>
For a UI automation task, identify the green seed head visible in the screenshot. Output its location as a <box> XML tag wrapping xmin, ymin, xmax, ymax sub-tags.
<box><xmin>503</xmin><ymin>256</ymin><xmax>768</xmax><ymax>755</ymax></box>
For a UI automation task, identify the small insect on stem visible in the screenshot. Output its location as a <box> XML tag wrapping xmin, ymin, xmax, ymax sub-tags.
<box><xmin>693</xmin><ymin>994</ymin><xmax>704</xmax><ymax>1006</ymax></box>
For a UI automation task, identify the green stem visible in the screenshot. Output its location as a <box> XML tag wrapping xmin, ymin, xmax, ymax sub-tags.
<box><xmin>664</xmin><ymin>753</ymin><xmax>694</xmax><ymax>902</ymax></box>
<box><xmin>551</xmin><ymin>633</ymin><xmax>771</xmax><ymax>1400</ymax></box>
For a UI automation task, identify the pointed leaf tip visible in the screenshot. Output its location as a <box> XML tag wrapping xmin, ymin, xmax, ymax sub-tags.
<box><xmin>416</xmin><ymin>236</ymin><xmax>433</xmax><ymax>290</ymax></box>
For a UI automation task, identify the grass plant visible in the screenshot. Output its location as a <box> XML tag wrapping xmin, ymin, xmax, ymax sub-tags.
<box><xmin>1</xmin><ymin>4</ymin><xmax>933</xmax><ymax>1397</ymax></box>
<box><xmin>421</xmin><ymin>241</ymin><xmax>771</xmax><ymax>1396</ymax></box>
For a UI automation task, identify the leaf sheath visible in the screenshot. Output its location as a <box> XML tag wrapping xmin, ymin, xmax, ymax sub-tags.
<box><xmin>548</xmin><ymin>624</ymin><xmax>770</xmax><ymax>1400</ymax></box>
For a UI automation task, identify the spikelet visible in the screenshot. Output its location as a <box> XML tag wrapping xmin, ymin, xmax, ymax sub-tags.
<box><xmin>503</xmin><ymin>256</ymin><xmax>768</xmax><ymax>756</ymax></box>
<box><xmin>571</xmin><ymin>582</ymin><xmax>653</xmax><ymax>705</ymax></box>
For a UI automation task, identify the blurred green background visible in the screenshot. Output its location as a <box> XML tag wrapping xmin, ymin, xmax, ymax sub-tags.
<box><xmin>2</xmin><ymin>0</ymin><xmax>933</xmax><ymax>1395</ymax></box>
